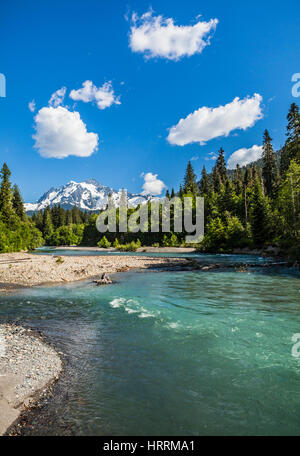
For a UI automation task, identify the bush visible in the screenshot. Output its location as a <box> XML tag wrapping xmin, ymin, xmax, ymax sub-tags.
<box><xmin>117</xmin><ymin>239</ymin><xmax>141</xmax><ymax>252</ymax></box>
<box><xmin>152</xmin><ymin>242</ymin><xmax>160</xmax><ymax>248</ymax></box>
<box><xmin>48</xmin><ymin>224</ymin><xmax>84</xmax><ymax>246</ymax></box>
<box><xmin>97</xmin><ymin>236</ymin><xmax>111</xmax><ymax>248</ymax></box>
<box><xmin>113</xmin><ymin>238</ymin><xmax>120</xmax><ymax>248</ymax></box>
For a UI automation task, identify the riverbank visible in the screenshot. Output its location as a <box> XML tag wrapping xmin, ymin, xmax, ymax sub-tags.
<box><xmin>44</xmin><ymin>246</ymin><xmax>197</xmax><ymax>253</ymax></box>
<box><xmin>0</xmin><ymin>324</ymin><xmax>62</xmax><ymax>435</ymax></box>
<box><xmin>0</xmin><ymin>252</ymin><xmax>188</xmax><ymax>289</ymax></box>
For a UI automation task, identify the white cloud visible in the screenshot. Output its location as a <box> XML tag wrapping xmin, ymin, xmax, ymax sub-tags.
<box><xmin>141</xmin><ymin>172</ymin><xmax>166</xmax><ymax>195</ymax></box>
<box><xmin>69</xmin><ymin>80</ymin><xmax>120</xmax><ymax>110</ymax></box>
<box><xmin>227</xmin><ymin>145</ymin><xmax>263</xmax><ymax>169</ymax></box>
<box><xmin>28</xmin><ymin>100</ymin><xmax>36</xmax><ymax>112</ymax></box>
<box><xmin>48</xmin><ymin>87</ymin><xmax>67</xmax><ymax>108</ymax></box>
<box><xmin>129</xmin><ymin>10</ymin><xmax>218</xmax><ymax>61</ymax></box>
<box><xmin>205</xmin><ymin>152</ymin><xmax>217</xmax><ymax>161</ymax></box>
<box><xmin>167</xmin><ymin>94</ymin><xmax>263</xmax><ymax>146</ymax></box>
<box><xmin>33</xmin><ymin>106</ymin><xmax>99</xmax><ymax>159</ymax></box>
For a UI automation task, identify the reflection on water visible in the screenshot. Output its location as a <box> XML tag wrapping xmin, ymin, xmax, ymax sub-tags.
<box><xmin>1</xmin><ymin>256</ymin><xmax>300</xmax><ymax>435</ymax></box>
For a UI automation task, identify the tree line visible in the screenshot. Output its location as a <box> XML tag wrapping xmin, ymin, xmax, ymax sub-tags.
<box><xmin>0</xmin><ymin>102</ymin><xmax>299</xmax><ymax>257</ymax></box>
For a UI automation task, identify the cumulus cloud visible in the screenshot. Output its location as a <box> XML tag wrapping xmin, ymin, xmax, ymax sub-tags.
<box><xmin>48</xmin><ymin>87</ymin><xmax>67</xmax><ymax>108</ymax></box>
<box><xmin>129</xmin><ymin>10</ymin><xmax>218</xmax><ymax>60</ymax></box>
<box><xmin>33</xmin><ymin>106</ymin><xmax>99</xmax><ymax>159</ymax></box>
<box><xmin>141</xmin><ymin>172</ymin><xmax>166</xmax><ymax>196</ymax></box>
<box><xmin>28</xmin><ymin>100</ymin><xmax>36</xmax><ymax>112</ymax></box>
<box><xmin>167</xmin><ymin>94</ymin><xmax>263</xmax><ymax>146</ymax></box>
<box><xmin>227</xmin><ymin>145</ymin><xmax>263</xmax><ymax>169</ymax></box>
<box><xmin>69</xmin><ymin>80</ymin><xmax>120</xmax><ymax>110</ymax></box>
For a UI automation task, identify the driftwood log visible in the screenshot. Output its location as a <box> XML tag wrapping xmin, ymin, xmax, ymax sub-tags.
<box><xmin>93</xmin><ymin>273</ymin><xmax>112</xmax><ymax>286</ymax></box>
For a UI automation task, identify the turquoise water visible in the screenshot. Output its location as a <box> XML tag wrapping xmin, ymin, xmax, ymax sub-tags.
<box><xmin>33</xmin><ymin>246</ymin><xmax>273</xmax><ymax>264</ymax></box>
<box><xmin>1</xmin><ymin>254</ymin><xmax>300</xmax><ymax>435</ymax></box>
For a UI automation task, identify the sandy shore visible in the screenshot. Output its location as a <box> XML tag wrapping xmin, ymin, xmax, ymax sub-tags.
<box><xmin>0</xmin><ymin>252</ymin><xmax>188</xmax><ymax>289</ymax></box>
<box><xmin>0</xmin><ymin>324</ymin><xmax>62</xmax><ymax>435</ymax></box>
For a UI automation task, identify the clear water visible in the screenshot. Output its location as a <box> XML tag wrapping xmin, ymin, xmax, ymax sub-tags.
<box><xmin>33</xmin><ymin>246</ymin><xmax>273</xmax><ymax>264</ymax></box>
<box><xmin>1</xmin><ymin>254</ymin><xmax>300</xmax><ymax>436</ymax></box>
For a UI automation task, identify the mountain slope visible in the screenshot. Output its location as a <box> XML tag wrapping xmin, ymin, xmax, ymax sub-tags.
<box><xmin>25</xmin><ymin>179</ymin><xmax>152</xmax><ymax>212</ymax></box>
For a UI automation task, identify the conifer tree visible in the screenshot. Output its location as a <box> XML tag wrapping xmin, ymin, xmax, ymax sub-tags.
<box><xmin>199</xmin><ymin>166</ymin><xmax>210</xmax><ymax>195</ymax></box>
<box><xmin>250</xmin><ymin>178</ymin><xmax>273</xmax><ymax>246</ymax></box>
<box><xmin>234</xmin><ymin>164</ymin><xmax>243</xmax><ymax>195</ymax></box>
<box><xmin>66</xmin><ymin>209</ymin><xmax>73</xmax><ymax>225</ymax></box>
<box><xmin>183</xmin><ymin>161</ymin><xmax>198</xmax><ymax>194</ymax></box>
<box><xmin>58</xmin><ymin>205</ymin><xmax>66</xmax><ymax>226</ymax></box>
<box><xmin>215</xmin><ymin>148</ymin><xmax>227</xmax><ymax>183</ymax></box>
<box><xmin>280</xmin><ymin>103</ymin><xmax>300</xmax><ymax>173</ymax></box>
<box><xmin>12</xmin><ymin>184</ymin><xmax>26</xmax><ymax>220</ymax></box>
<box><xmin>262</xmin><ymin>130</ymin><xmax>278</xmax><ymax>196</ymax></box>
<box><xmin>0</xmin><ymin>163</ymin><xmax>14</xmax><ymax>222</ymax></box>
<box><xmin>43</xmin><ymin>207</ymin><xmax>54</xmax><ymax>240</ymax></box>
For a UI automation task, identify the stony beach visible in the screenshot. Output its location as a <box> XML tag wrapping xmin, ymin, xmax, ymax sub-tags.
<box><xmin>0</xmin><ymin>251</ymin><xmax>188</xmax><ymax>290</ymax></box>
<box><xmin>0</xmin><ymin>324</ymin><xmax>62</xmax><ymax>435</ymax></box>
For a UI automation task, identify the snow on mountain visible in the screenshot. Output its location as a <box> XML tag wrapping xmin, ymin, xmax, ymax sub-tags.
<box><xmin>25</xmin><ymin>179</ymin><xmax>159</xmax><ymax>212</ymax></box>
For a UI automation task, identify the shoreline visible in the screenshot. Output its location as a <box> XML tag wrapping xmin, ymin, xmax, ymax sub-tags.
<box><xmin>0</xmin><ymin>252</ymin><xmax>189</xmax><ymax>292</ymax></box>
<box><xmin>0</xmin><ymin>324</ymin><xmax>62</xmax><ymax>435</ymax></box>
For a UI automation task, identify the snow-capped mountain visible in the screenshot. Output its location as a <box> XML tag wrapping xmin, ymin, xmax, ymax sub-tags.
<box><xmin>25</xmin><ymin>179</ymin><xmax>156</xmax><ymax>212</ymax></box>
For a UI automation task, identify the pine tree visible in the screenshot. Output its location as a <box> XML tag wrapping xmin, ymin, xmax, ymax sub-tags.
<box><xmin>234</xmin><ymin>164</ymin><xmax>243</xmax><ymax>195</ymax></box>
<box><xmin>71</xmin><ymin>206</ymin><xmax>82</xmax><ymax>224</ymax></box>
<box><xmin>0</xmin><ymin>163</ymin><xmax>14</xmax><ymax>223</ymax></box>
<box><xmin>215</xmin><ymin>148</ymin><xmax>227</xmax><ymax>183</ymax></box>
<box><xmin>58</xmin><ymin>205</ymin><xmax>66</xmax><ymax>226</ymax></box>
<box><xmin>43</xmin><ymin>207</ymin><xmax>54</xmax><ymax>240</ymax></box>
<box><xmin>250</xmin><ymin>178</ymin><xmax>273</xmax><ymax>246</ymax></box>
<box><xmin>212</xmin><ymin>166</ymin><xmax>222</xmax><ymax>193</ymax></box>
<box><xmin>66</xmin><ymin>209</ymin><xmax>73</xmax><ymax>225</ymax></box>
<box><xmin>221</xmin><ymin>180</ymin><xmax>236</xmax><ymax>214</ymax></box>
<box><xmin>280</xmin><ymin>103</ymin><xmax>300</xmax><ymax>173</ymax></box>
<box><xmin>262</xmin><ymin>130</ymin><xmax>278</xmax><ymax>197</ymax></box>
<box><xmin>12</xmin><ymin>184</ymin><xmax>25</xmax><ymax>220</ymax></box>
<box><xmin>212</xmin><ymin>148</ymin><xmax>227</xmax><ymax>192</ymax></box>
<box><xmin>183</xmin><ymin>161</ymin><xmax>198</xmax><ymax>194</ymax></box>
<box><xmin>199</xmin><ymin>166</ymin><xmax>210</xmax><ymax>195</ymax></box>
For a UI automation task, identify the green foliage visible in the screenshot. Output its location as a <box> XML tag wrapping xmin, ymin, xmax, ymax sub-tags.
<box><xmin>113</xmin><ymin>238</ymin><xmax>120</xmax><ymax>248</ymax></box>
<box><xmin>183</xmin><ymin>161</ymin><xmax>198</xmax><ymax>194</ymax></box>
<box><xmin>262</xmin><ymin>129</ymin><xmax>279</xmax><ymax>197</ymax></box>
<box><xmin>48</xmin><ymin>224</ymin><xmax>84</xmax><ymax>246</ymax></box>
<box><xmin>97</xmin><ymin>236</ymin><xmax>111</xmax><ymax>248</ymax></box>
<box><xmin>55</xmin><ymin>256</ymin><xmax>64</xmax><ymax>264</ymax></box>
<box><xmin>0</xmin><ymin>163</ymin><xmax>44</xmax><ymax>253</ymax></box>
<box><xmin>117</xmin><ymin>239</ymin><xmax>142</xmax><ymax>251</ymax></box>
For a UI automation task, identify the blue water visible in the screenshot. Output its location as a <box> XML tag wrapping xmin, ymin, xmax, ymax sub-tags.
<box><xmin>1</xmin><ymin>253</ymin><xmax>300</xmax><ymax>435</ymax></box>
<box><xmin>33</xmin><ymin>246</ymin><xmax>273</xmax><ymax>264</ymax></box>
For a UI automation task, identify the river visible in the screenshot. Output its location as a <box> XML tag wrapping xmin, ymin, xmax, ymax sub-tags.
<box><xmin>1</xmin><ymin>251</ymin><xmax>300</xmax><ymax>435</ymax></box>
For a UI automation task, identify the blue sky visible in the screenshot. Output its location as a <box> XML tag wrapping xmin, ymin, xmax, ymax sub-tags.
<box><xmin>0</xmin><ymin>0</ymin><xmax>299</xmax><ymax>202</ymax></box>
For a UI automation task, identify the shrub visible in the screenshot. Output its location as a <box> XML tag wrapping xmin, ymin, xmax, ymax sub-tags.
<box><xmin>97</xmin><ymin>236</ymin><xmax>111</xmax><ymax>248</ymax></box>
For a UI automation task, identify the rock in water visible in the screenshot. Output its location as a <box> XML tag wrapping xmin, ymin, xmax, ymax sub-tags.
<box><xmin>94</xmin><ymin>273</ymin><xmax>112</xmax><ymax>286</ymax></box>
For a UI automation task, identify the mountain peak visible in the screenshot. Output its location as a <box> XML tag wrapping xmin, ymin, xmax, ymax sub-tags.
<box><xmin>25</xmin><ymin>179</ymin><xmax>159</xmax><ymax>212</ymax></box>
